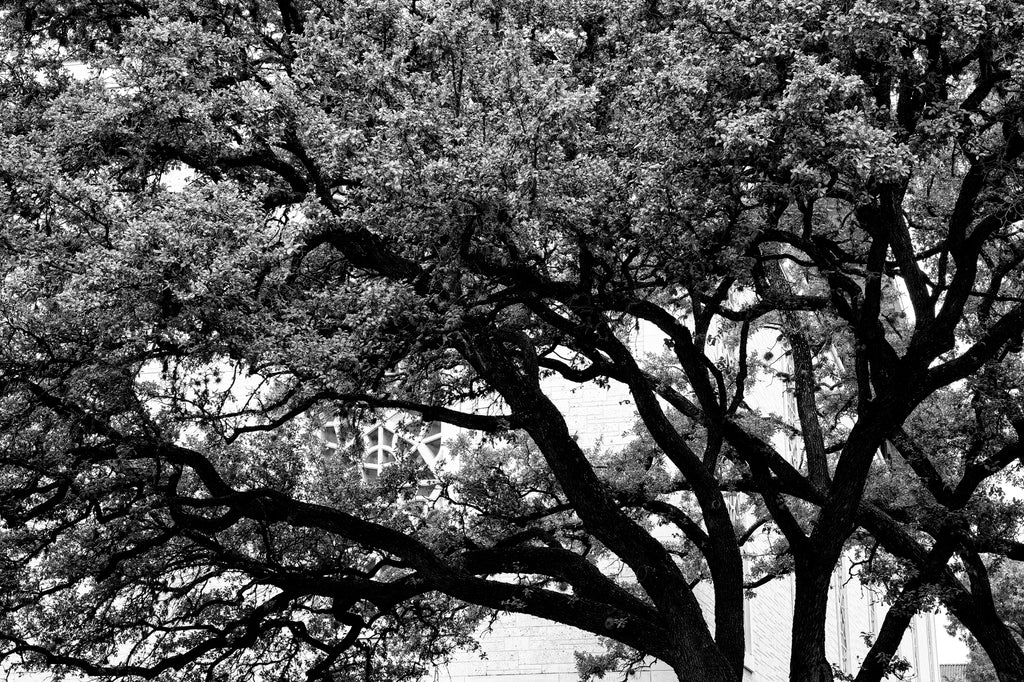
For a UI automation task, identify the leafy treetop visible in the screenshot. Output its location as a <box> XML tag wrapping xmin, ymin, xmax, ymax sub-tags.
<box><xmin>1</xmin><ymin>1</ymin><xmax>1024</xmax><ymax>682</ymax></box>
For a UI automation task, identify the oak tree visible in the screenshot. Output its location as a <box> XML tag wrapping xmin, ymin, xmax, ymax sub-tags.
<box><xmin>2</xmin><ymin>1</ymin><xmax>1024</xmax><ymax>681</ymax></box>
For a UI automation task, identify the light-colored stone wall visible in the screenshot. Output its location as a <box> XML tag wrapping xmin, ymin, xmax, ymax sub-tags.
<box><xmin>426</xmin><ymin>612</ymin><xmax>676</xmax><ymax>682</ymax></box>
<box><xmin>747</xmin><ymin>576</ymin><xmax>794</xmax><ymax>681</ymax></box>
<box><xmin>433</xmin><ymin>579</ymin><xmax>940</xmax><ymax>682</ymax></box>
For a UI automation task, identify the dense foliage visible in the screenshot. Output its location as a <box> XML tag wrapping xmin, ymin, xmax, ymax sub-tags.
<box><xmin>2</xmin><ymin>0</ymin><xmax>1024</xmax><ymax>681</ymax></box>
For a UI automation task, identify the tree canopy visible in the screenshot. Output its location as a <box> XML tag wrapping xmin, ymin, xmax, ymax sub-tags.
<box><xmin>2</xmin><ymin>0</ymin><xmax>1024</xmax><ymax>681</ymax></box>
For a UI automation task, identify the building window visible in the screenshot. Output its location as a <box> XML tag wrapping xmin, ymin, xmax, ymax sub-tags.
<box><xmin>866</xmin><ymin>588</ymin><xmax>878</xmax><ymax>636</ymax></box>
<box><xmin>361</xmin><ymin>424</ymin><xmax>397</xmax><ymax>482</ymax></box>
<box><xmin>910</xmin><ymin>618</ymin><xmax>921</xmax><ymax>676</ymax></box>
<box><xmin>323</xmin><ymin>418</ymin><xmax>443</xmax><ymax>508</ymax></box>
<box><xmin>743</xmin><ymin>593</ymin><xmax>753</xmax><ymax>659</ymax></box>
<box><xmin>742</xmin><ymin>555</ymin><xmax>753</xmax><ymax>660</ymax></box>
<box><xmin>925</xmin><ymin>613</ymin><xmax>937</xmax><ymax>681</ymax></box>
<box><xmin>834</xmin><ymin>567</ymin><xmax>850</xmax><ymax>674</ymax></box>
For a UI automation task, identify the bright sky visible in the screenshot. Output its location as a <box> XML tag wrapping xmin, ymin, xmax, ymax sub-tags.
<box><xmin>936</xmin><ymin>612</ymin><xmax>970</xmax><ymax>664</ymax></box>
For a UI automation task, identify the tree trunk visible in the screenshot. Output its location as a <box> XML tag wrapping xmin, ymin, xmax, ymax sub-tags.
<box><xmin>977</xmin><ymin>629</ymin><xmax>1024</xmax><ymax>682</ymax></box>
<box><xmin>945</xmin><ymin>551</ymin><xmax>1024</xmax><ymax>682</ymax></box>
<box><xmin>789</xmin><ymin>557</ymin><xmax>835</xmax><ymax>682</ymax></box>
<box><xmin>950</xmin><ymin>598</ymin><xmax>1024</xmax><ymax>682</ymax></box>
<box><xmin>667</xmin><ymin>649</ymin><xmax>740</xmax><ymax>682</ymax></box>
<box><xmin>852</xmin><ymin>583</ymin><xmax>918</xmax><ymax>682</ymax></box>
